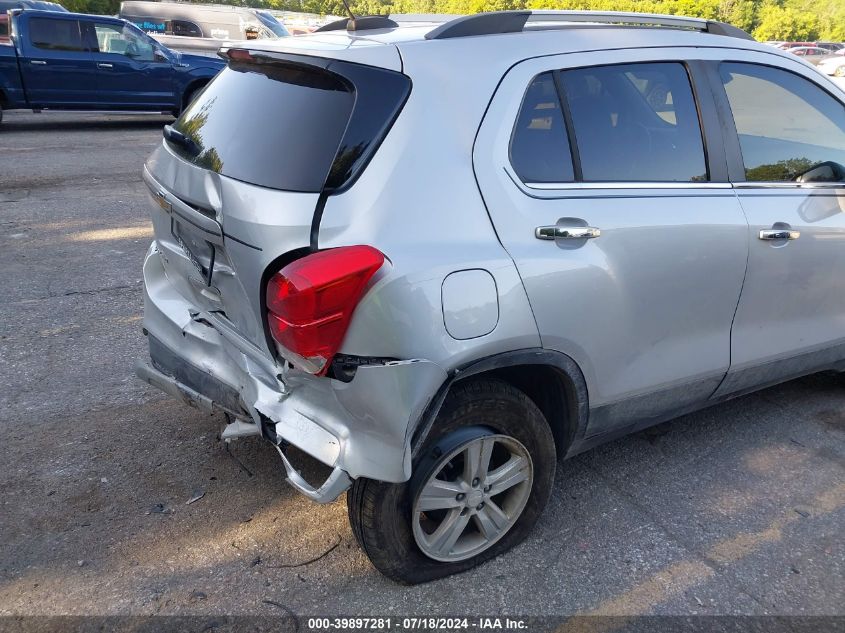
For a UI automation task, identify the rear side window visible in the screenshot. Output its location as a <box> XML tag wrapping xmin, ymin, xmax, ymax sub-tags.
<box><xmin>560</xmin><ymin>62</ymin><xmax>707</xmax><ymax>182</ymax></box>
<box><xmin>720</xmin><ymin>62</ymin><xmax>845</xmax><ymax>182</ymax></box>
<box><xmin>29</xmin><ymin>17</ymin><xmax>83</xmax><ymax>51</ymax></box>
<box><xmin>510</xmin><ymin>72</ymin><xmax>575</xmax><ymax>183</ymax></box>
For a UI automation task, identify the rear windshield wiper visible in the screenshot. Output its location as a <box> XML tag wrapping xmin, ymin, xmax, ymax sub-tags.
<box><xmin>163</xmin><ymin>124</ymin><xmax>201</xmax><ymax>157</ymax></box>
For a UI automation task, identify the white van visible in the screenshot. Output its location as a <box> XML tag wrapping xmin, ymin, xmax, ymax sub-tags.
<box><xmin>119</xmin><ymin>1</ymin><xmax>288</xmax><ymax>54</ymax></box>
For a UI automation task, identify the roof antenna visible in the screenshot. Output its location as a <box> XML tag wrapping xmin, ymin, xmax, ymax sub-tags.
<box><xmin>339</xmin><ymin>0</ymin><xmax>356</xmax><ymax>23</ymax></box>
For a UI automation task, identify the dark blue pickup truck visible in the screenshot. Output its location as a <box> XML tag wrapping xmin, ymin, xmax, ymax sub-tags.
<box><xmin>0</xmin><ymin>9</ymin><xmax>225</xmax><ymax>125</ymax></box>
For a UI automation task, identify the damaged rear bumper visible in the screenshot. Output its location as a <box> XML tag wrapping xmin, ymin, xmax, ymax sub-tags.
<box><xmin>137</xmin><ymin>244</ymin><xmax>447</xmax><ymax>503</ymax></box>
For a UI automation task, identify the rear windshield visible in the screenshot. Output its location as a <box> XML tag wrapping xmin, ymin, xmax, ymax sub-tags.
<box><xmin>169</xmin><ymin>63</ymin><xmax>355</xmax><ymax>192</ymax></box>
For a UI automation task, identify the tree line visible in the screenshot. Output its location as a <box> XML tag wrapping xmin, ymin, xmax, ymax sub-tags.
<box><xmin>61</xmin><ymin>0</ymin><xmax>845</xmax><ymax>42</ymax></box>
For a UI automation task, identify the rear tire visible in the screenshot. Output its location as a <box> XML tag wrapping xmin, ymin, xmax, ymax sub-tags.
<box><xmin>347</xmin><ymin>379</ymin><xmax>556</xmax><ymax>584</ymax></box>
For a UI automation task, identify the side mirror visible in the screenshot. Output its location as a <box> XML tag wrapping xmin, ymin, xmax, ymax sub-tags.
<box><xmin>154</xmin><ymin>49</ymin><xmax>169</xmax><ymax>63</ymax></box>
<box><xmin>796</xmin><ymin>161</ymin><xmax>845</xmax><ymax>183</ymax></box>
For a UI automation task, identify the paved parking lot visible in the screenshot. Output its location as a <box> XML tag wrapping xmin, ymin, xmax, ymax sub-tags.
<box><xmin>0</xmin><ymin>111</ymin><xmax>843</xmax><ymax>622</ymax></box>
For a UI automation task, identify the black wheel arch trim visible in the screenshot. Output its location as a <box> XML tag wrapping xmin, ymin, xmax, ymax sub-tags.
<box><xmin>410</xmin><ymin>348</ymin><xmax>590</xmax><ymax>459</ymax></box>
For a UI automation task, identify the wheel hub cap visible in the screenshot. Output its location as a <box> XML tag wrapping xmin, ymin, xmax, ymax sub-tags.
<box><xmin>466</xmin><ymin>489</ymin><xmax>483</xmax><ymax>507</ymax></box>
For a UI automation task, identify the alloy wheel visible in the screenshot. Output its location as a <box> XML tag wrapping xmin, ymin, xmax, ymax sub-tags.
<box><xmin>412</xmin><ymin>433</ymin><xmax>534</xmax><ymax>562</ymax></box>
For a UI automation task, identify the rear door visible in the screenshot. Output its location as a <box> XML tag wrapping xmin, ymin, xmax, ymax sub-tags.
<box><xmin>710</xmin><ymin>59</ymin><xmax>845</xmax><ymax>396</ymax></box>
<box><xmin>18</xmin><ymin>15</ymin><xmax>97</xmax><ymax>106</ymax></box>
<box><xmin>474</xmin><ymin>49</ymin><xmax>749</xmax><ymax>436</ymax></box>
<box><xmin>84</xmin><ymin>20</ymin><xmax>175</xmax><ymax>109</ymax></box>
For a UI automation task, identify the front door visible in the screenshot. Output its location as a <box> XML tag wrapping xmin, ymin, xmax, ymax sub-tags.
<box><xmin>85</xmin><ymin>20</ymin><xmax>175</xmax><ymax>109</ymax></box>
<box><xmin>711</xmin><ymin>60</ymin><xmax>845</xmax><ymax>396</ymax></box>
<box><xmin>473</xmin><ymin>49</ymin><xmax>749</xmax><ymax>436</ymax></box>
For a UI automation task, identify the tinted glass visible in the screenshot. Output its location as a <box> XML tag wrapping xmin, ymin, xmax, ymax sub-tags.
<box><xmin>720</xmin><ymin>62</ymin><xmax>845</xmax><ymax>182</ymax></box>
<box><xmin>560</xmin><ymin>62</ymin><xmax>707</xmax><ymax>182</ymax></box>
<box><xmin>170</xmin><ymin>64</ymin><xmax>354</xmax><ymax>192</ymax></box>
<box><xmin>510</xmin><ymin>72</ymin><xmax>574</xmax><ymax>183</ymax></box>
<box><xmin>29</xmin><ymin>17</ymin><xmax>83</xmax><ymax>51</ymax></box>
<box><xmin>93</xmin><ymin>22</ymin><xmax>156</xmax><ymax>61</ymax></box>
<box><xmin>171</xmin><ymin>19</ymin><xmax>201</xmax><ymax>37</ymax></box>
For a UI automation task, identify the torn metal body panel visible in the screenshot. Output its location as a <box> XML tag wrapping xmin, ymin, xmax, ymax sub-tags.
<box><xmin>139</xmin><ymin>243</ymin><xmax>448</xmax><ymax>501</ymax></box>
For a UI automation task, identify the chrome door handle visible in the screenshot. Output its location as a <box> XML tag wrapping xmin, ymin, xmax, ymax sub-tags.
<box><xmin>97</xmin><ymin>63</ymin><xmax>113</xmax><ymax>69</ymax></box>
<box><xmin>535</xmin><ymin>226</ymin><xmax>601</xmax><ymax>240</ymax></box>
<box><xmin>759</xmin><ymin>229</ymin><xmax>799</xmax><ymax>241</ymax></box>
<box><xmin>31</xmin><ymin>60</ymin><xmax>47</xmax><ymax>65</ymax></box>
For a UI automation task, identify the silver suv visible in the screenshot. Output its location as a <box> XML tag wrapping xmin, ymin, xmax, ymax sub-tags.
<box><xmin>136</xmin><ymin>11</ymin><xmax>845</xmax><ymax>583</ymax></box>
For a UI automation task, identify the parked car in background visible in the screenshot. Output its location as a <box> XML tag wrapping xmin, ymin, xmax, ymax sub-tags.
<box><xmin>788</xmin><ymin>45</ymin><xmax>835</xmax><ymax>65</ymax></box>
<box><xmin>817</xmin><ymin>52</ymin><xmax>845</xmax><ymax>76</ymax></box>
<box><xmin>777</xmin><ymin>41</ymin><xmax>814</xmax><ymax>49</ymax></box>
<box><xmin>119</xmin><ymin>1</ymin><xmax>287</xmax><ymax>56</ymax></box>
<box><xmin>0</xmin><ymin>9</ymin><xmax>224</xmax><ymax>125</ymax></box>
<box><xmin>137</xmin><ymin>10</ymin><xmax>845</xmax><ymax>583</ymax></box>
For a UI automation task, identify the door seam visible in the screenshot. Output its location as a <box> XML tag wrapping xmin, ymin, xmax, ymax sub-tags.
<box><xmin>711</xmin><ymin>188</ymin><xmax>751</xmax><ymax>398</ymax></box>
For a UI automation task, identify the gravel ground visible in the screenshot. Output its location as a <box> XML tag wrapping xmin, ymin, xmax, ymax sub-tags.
<box><xmin>0</xmin><ymin>111</ymin><xmax>843</xmax><ymax>625</ymax></box>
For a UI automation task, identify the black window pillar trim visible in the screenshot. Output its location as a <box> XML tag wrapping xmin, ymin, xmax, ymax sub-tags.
<box><xmin>698</xmin><ymin>60</ymin><xmax>747</xmax><ymax>183</ymax></box>
<box><xmin>552</xmin><ymin>69</ymin><xmax>583</xmax><ymax>182</ymax></box>
<box><xmin>686</xmin><ymin>60</ymin><xmax>729</xmax><ymax>183</ymax></box>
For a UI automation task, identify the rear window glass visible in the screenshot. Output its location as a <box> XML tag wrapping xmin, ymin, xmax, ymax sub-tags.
<box><xmin>170</xmin><ymin>63</ymin><xmax>355</xmax><ymax>192</ymax></box>
<box><xmin>29</xmin><ymin>17</ymin><xmax>83</xmax><ymax>51</ymax></box>
<box><xmin>560</xmin><ymin>62</ymin><xmax>707</xmax><ymax>182</ymax></box>
<box><xmin>510</xmin><ymin>72</ymin><xmax>575</xmax><ymax>183</ymax></box>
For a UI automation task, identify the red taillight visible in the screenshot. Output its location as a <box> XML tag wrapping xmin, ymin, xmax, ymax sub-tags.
<box><xmin>266</xmin><ymin>246</ymin><xmax>385</xmax><ymax>374</ymax></box>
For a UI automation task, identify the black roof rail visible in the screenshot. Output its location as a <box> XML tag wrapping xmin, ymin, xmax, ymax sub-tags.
<box><xmin>315</xmin><ymin>15</ymin><xmax>398</xmax><ymax>33</ymax></box>
<box><xmin>704</xmin><ymin>20</ymin><xmax>754</xmax><ymax>40</ymax></box>
<box><xmin>425</xmin><ymin>11</ymin><xmax>528</xmax><ymax>39</ymax></box>
<box><xmin>425</xmin><ymin>10</ymin><xmax>754</xmax><ymax>41</ymax></box>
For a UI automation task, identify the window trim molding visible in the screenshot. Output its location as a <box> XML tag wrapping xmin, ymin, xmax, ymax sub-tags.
<box><xmin>733</xmin><ymin>181</ymin><xmax>845</xmax><ymax>189</ymax></box>
<box><xmin>524</xmin><ymin>181</ymin><xmax>732</xmax><ymax>190</ymax></box>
